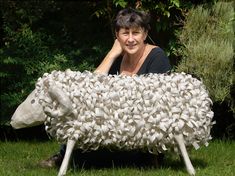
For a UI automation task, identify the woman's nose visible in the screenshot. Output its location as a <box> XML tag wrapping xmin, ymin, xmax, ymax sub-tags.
<box><xmin>127</xmin><ymin>33</ymin><xmax>134</xmax><ymax>42</ymax></box>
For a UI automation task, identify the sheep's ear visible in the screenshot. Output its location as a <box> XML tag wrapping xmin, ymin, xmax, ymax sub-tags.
<box><xmin>10</xmin><ymin>89</ymin><xmax>46</xmax><ymax>129</ymax></box>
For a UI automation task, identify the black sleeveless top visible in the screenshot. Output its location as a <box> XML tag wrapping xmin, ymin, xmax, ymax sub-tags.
<box><xmin>108</xmin><ymin>47</ymin><xmax>171</xmax><ymax>75</ymax></box>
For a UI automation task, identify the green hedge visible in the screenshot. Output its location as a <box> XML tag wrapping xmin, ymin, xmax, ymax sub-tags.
<box><xmin>175</xmin><ymin>1</ymin><xmax>234</xmax><ymax>113</ymax></box>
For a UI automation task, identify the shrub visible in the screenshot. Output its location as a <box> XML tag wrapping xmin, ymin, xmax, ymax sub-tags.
<box><xmin>175</xmin><ymin>1</ymin><xmax>234</xmax><ymax>112</ymax></box>
<box><xmin>0</xmin><ymin>24</ymin><xmax>75</xmax><ymax>124</ymax></box>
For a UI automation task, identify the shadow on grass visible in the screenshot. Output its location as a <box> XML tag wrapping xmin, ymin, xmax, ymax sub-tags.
<box><xmin>68</xmin><ymin>149</ymin><xmax>207</xmax><ymax>172</ymax></box>
<box><xmin>161</xmin><ymin>155</ymin><xmax>208</xmax><ymax>171</ymax></box>
<box><xmin>0</xmin><ymin>124</ymin><xmax>49</xmax><ymax>142</ymax></box>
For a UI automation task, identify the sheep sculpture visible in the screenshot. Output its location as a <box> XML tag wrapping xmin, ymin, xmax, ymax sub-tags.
<box><xmin>34</xmin><ymin>69</ymin><xmax>214</xmax><ymax>176</ymax></box>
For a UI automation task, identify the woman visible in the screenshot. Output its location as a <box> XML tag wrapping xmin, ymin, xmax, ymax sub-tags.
<box><xmin>95</xmin><ymin>8</ymin><xmax>170</xmax><ymax>75</ymax></box>
<box><xmin>40</xmin><ymin>7</ymin><xmax>171</xmax><ymax>168</ymax></box>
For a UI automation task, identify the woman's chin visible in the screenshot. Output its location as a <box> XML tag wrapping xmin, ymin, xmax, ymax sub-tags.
<box><xmin>125</xmin><ymin>48</ymin><xmax>138</xmax><ymax>54</ymax></box>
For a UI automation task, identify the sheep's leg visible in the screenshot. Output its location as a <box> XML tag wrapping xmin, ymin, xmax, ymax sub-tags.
<box><xmin>58</xmin><ymin>139</ymin><xmax>76</xmax><ymax>176</ymax></box>
<box><xmin>174</xmin><ymin>134</ymin><xmax>195</xmax><ymax>176</ymax></box>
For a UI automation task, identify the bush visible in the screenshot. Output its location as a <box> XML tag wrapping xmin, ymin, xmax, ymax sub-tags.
<box><xmin>0</xmin><ymin>1</ymin><xmax>109</xmax><ymax>124</ymax></box>
<box><xmin>0</xmin><ymin>24</ymin><xmax>74</xmax><ymax>124</ymax></box>
<box><xmin>175</xmin><ymin>1</ymin><xmax>234</xmax><ymax>112</ymax></box>
<box><xmin>175</xmin><ymin>1</ymin><xmax>235</xmax><ymax>138</ymax></box>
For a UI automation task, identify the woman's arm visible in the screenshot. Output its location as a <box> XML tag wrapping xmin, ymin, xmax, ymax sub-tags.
<box><xmin>94</xmin><ymin>39</ymin><xmax>123</xmax><ymax>74</ymax></box>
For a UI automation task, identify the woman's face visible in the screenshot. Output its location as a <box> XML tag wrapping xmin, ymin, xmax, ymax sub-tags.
<box><xmin>116</xmin><ymin>27</ymin><xmax>147</xmax><ymax>55</ymax></box>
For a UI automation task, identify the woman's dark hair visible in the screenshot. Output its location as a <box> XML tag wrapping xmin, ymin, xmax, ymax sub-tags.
<box><xmin>114</xmin><ymin>8</ymin><xmax>151</xmax><ymax>32</ymax></box>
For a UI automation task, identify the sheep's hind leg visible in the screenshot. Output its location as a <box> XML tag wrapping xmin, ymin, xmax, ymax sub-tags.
<box><xmin>174</xmin><ymin>134</ymin><xmax>195</xmax><ymax>176</ymax></box>
<box><xmin>58</xmin><ymin>139</ymin><xmax>76</xmax><ymax>176</ymax></box>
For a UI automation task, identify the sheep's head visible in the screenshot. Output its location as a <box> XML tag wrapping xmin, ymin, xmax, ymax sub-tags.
<box><xmin>10</xmin><ymin>90</ymin><xmax>46</xmax><ymax>129</ymax></box>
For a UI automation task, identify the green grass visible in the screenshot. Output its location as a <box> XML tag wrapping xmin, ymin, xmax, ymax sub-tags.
<box><xmin>0</xmin><ymin>140</ymin><xmax>234</xmax><ymax>176</ymax></box>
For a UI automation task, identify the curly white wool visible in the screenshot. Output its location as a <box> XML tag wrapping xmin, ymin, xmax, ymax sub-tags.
<box><xmin>35</xmin><ymin>69</ymin><xmax>214</xmax><ymax>154</ymax></box>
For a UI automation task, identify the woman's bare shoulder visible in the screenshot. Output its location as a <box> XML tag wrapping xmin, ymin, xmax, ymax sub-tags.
<box><xmin>145</xmin><ymin>44</ymin><xmax>159</xmax><ymax>54</ymax></box>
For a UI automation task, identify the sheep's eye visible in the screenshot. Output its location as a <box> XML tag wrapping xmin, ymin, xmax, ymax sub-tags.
<box><xmin>31</xmin><ymin>99</ymin><xmax>35</xmax><ymax>104</ymax></box>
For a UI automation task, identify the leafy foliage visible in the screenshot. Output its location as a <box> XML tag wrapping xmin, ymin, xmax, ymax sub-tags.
<box><xmin>175</xmin><ymin>2</ymin><xmax>234</xmax><ymax>113</ymax></box>
<box><xmin>0</xmin><ymin>1</ymin><xmax>114</xmax><ymax>123</ymax></box>
<box><xmin>0</xmin><ymin>24</ymin><xmax>72</xmax><ymax>123</ymax></box>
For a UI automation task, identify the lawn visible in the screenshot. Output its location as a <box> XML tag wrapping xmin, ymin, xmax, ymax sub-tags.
<box><xmin>0</xmin><ymin>140</ymin><xmax>234</xmax><ymax>176</ymax></box>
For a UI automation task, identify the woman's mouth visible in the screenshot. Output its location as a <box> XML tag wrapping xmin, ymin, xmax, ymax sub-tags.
<box><xmin>126</xmin><ymin>44</ymin><xmax>136</xmax><ymax>49</ymax></box>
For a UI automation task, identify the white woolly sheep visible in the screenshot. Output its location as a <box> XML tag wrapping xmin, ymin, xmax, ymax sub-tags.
<box><xmin>33</xmin><ymin>69</ymin><xmax>214</xmax><ymax>176</ymax></box>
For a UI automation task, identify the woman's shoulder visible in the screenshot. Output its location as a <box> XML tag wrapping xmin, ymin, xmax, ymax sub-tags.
<box><xmin>147</xmin><ymin>44</ymin><xmax>164</xmax><ymax>54</ymax></box>
<box><xmin>140</xmin><ymin>44</ymin><xmax>171</xmax><ymax>74</ymax></box>
<box><xmin>145</xmin><ymin>44</ymin><xmax>166</xmax><ymax>61</ymax></box>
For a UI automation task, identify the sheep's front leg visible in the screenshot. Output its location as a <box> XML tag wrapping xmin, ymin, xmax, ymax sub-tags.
<box><xmin>174</xmin><ymin>134</ymin><xmax>195</xmax><ymax>176</ymax></box>
<box><xmin>58</xmin><ymin>139</ymin><xmax>76</xmax><ymax>176</ymax></box>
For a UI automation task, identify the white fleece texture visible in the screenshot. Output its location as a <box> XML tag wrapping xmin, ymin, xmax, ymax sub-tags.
<box><xmin>35</xmin><ymin>70</ymin><xmax>214</xmax><ymax>154</ymax></box>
